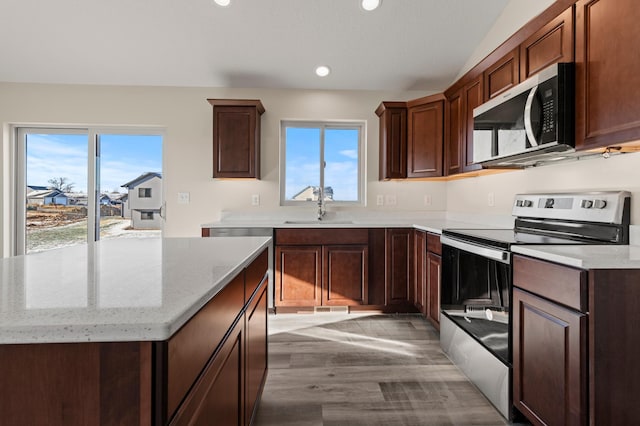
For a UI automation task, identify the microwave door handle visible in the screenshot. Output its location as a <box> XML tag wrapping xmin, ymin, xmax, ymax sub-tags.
<box><xmin>524</xmin><ymin>86</ymin><xmax>539</xmax><ymax>147</ymax></box>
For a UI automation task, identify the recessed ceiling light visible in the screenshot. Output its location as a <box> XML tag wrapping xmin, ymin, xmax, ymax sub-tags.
<box><xmin>214</xmin><ymin>0</ymin><xmax>231</xmax><ymax>6</ymax></box>
<box><xmin>315</xmin><ymin>66</ymin><xmax>331</xmax><ymax>77</ymax></box>
<box><xmin>361</xmin><ymin>0</ymin><xmax>381</xmax><ymax>11</ymax></box>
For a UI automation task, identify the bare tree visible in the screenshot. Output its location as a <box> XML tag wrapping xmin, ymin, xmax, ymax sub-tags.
<box><xmin>48</xmin><ymin>177</ymin><xmax>75</xmax><ymax>192</ymax></box>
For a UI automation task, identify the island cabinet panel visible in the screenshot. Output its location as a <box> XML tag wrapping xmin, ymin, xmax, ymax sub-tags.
<box><xmin>165</xmin><ymin>273</ymin><xmax>245</xmax><ymax>420</ymax></box>
<box><xmin>245</xmin><ymin>279</ymin><xmax>268</xmax><ymax>426</ymax></box>
<box><xmin>484</xmin><ymin>48</ymin><xmax>520</xmax><ymax>101</ymax></box>
<box><xmin>169</xmin><ymin>319</ymin><xmax>244</xmax><ymax>426</ymax></box>
<box><xmin>275</xmin><ymin>245</ymin><xmax>322</xmax><ymax>307</ymax></box>
<box><xmin>520</xmin><ymin>6</ymin><xmax>574</xmax><ymax>81</ymax></box>
<box><xmin>323</xmin><ymin>245</ymin><xmax>368</xmax><ymax>305</ymax></box>
<box><xmin>407</xmin><ymin>98</ymin><xmax>444</xmax><ymax>178</ymax></box>
<box><xmin>575</xmin><ymin>0</ymin><xmax>640</xmax><ymax>150</ymax></box>
<box><xmin>208</xmin><ymin>99</ymin><xmax>265</xmax><ymax>179</ymax></box>
<box><xmin>376</xmin><ymin>101</ymin><xmax>408</xmax><ymax>180</ymax></box>
<box><xmin>0</xmin><ymin>341</ymin><xmax>152</xmax><ymax>426</ymax></box>
<box><xmin>386</xmin><ymin>228</ymin><xmax>413</xmax><ymax>306</ymax></box>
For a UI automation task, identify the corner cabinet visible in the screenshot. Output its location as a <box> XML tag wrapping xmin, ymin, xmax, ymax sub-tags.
<box><xmin>208</xmin><ymin>99</ymin><xmax>265</xmax><ymax>179</ymax></box>
<box><xmin>575</xmin><ymin>0</ymin><xmax>640</xmax><ymax>150</ymax></box>
<box><xmin>376</xmin><ymin>101</ymin><xmax>407</xmax><ymax>180</ymax></box>
<box><xmin>407</xmin><ymin>96</ymin><xmax>444</xmax><ymax>178</ymax></box>
<box><xmin>512</xmin><ymin>254</ymin><xmax>640</xmax><ymax>425</ymax></box>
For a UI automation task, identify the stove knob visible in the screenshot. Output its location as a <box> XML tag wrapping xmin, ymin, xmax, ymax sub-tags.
<box><xmin>581</xmin><ymin>199</ymin><xmax>594</xmax><ymax>209</ymax></box>
<box><xmin>523</xmin><ymin>200</ymin><xmax>533</xmax><ymax>207</ymax></box>
<box><xmin>593</xmin><ymin>199</ymin><xmax>607</xmax><ymax>209</ymax></box>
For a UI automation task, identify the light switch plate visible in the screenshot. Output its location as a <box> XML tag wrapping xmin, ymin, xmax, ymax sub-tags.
<box><xmin>251</xmin><ymin>194</ymin><xmax>260</xmax><ymax>206</ymax></box>
<box><xmin>177</xmin><ymin>192</ymin><xmax>190</xmax><ymax>204</ymax></box>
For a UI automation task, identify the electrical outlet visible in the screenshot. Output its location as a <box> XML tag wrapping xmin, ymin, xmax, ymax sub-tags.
<box><xmin>385</xmin><ymin>194</ymin><xmax>397</xmax><ymax>206</ymax></box>
<box><xmin>376</xmin><ymin>194</ymin><xmax>384</xmax><ymax>206</ymax></box>
<box><xmin>177</xmin><ymin>192</ymin><xmax>190</xmax><ymax>204</ymax></box>
<box><xmin>424</xmin><ymin>194</ymin><xmax>432</xmax><ymax>206</ymax></box>
<box><xmin>487</xmin><ymin>192</ymin><xmax>495</xmax><ymax>207</ymax></box>
<box><xmin>251</xmin><ymin>194</ymin><xmax>260</xmax><ymax>206</ymax></box>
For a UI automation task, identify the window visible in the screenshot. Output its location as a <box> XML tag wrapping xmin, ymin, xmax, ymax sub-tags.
<box><xmin>141</xmin><ymin>212</ymin><xmax>154</xmax><ymax>220</ymax></box>
<box><xmin>280</xmin><ymin>121</ymin><xmax>364</xmax><ymax>205</ymax></box>
<box><xmin>138</xmin><ymin>188</ymin><xmax>152</xmax><ymax>198</ymax></box>
<box><xmin>13</xmin><ymin>127</ymin><xmax>163</xmax><ymax>255</ymax></box>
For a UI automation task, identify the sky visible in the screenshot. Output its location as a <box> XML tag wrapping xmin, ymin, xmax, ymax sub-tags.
<box><xmin>284</xmin><ymin>126</ymin><xmax>359</xmax><ymax>201</ymax></box>
<box><xmin>26</xmin><ymin>133</ymin><xmax>162</xmax><ymax>193</ymax></box>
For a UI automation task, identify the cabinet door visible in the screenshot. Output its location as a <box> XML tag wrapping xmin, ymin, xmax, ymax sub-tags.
<box><xmin>484</xmin><ymin>48</ymin><xmax>520</xmax><ymax>101</ymax></box>
<box><xmin>414</xmin><ymin>230</ymin><xmax>426</xmax><ymax>315</ymax></box>
<box><xmin>513</xmin><ymin>288</ymin><xmax>587</xmax><ymax>426</ymax></box>
<box><xmin>445</xmin><ymin>90</ymin><xmax>464</xmax><ymax>176</ymax></box>
<box><xmin>386</xmin><ymin>229</ymin><xmax>413</xmax><ymax>305</ymax></box>
<box><xmin>275</xmin><ymin>246</ymin><xmax>322</xmax><ymax>307</ymax></box>
<box><xmin>376</xmin><ymin>102</ymin><xmax>407</xmax><ymax>180</ymax></box>
<box><xmin>323</xmin><ymin>245</ymin><xmax>368</xmax><ymax>305</ymax></box>
<box><xmin>575</xmin><ymin>0</ymin><xmax>640</xmax><ymax>150</ymax></box>
<box><xmin>462</xmin><ymin>77</ymin><xmax>483</xmax><ymax>172</ymax></box>
<box><xmin>407</xmin><ymin>100</ymin><xmax>444</xmax><ymax>178</ymax></box>
<box><xmin>520</xmin><ymin>6</ymin><xmax>574</xmax><ymax>80</ymax></box>
<box><xmin>245</xmin><ymin>279</ymin><xmax>268</xmax><ymax>425</ymax></box>
<box><xmin>427</xmin><ymin>252</ymin><xmax>441</xmax><ymax>330</ymax></box>
<box><xmin>210</xmin><ymin>100</ymin><xmax>264</xmax><ymax>179</ymax></box>
<box><xmin>171</xmin><ymin>319</ymin><xmax>244</xmax><ymax>426</ymax></box>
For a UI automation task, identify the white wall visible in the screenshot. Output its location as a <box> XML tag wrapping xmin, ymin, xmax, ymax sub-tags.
<box><xmin>0</xmin><ymin>82</ymin><xmax>447</xmax><ymax>253</ymax></box>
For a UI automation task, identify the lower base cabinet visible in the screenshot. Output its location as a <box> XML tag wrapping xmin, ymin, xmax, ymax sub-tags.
<box><xmin>426</xmin><ymin>251</ymin><xmax>441</xmax><ymax>329</ymax></box>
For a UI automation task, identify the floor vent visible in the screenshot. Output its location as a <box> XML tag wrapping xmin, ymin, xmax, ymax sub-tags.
<box><xmin>314</xmin><ymin>306</ymin><xmax>349</xmax><ymax>313</ymax></box>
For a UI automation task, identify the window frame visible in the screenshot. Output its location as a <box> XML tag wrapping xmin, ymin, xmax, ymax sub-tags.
<box><xmin>279</xmin><ymin>120</ymin><xmax>366</xmax><ymax>207</ymax></box>
<box><xmin>138</xmin><ymin>188</ymin><xmax>152</xmax><ymax>198</ymax></box>
<box><xmin>8</xmin><ymin>125</ymin><xmax>165</xmax><ymax>256</ymax></box>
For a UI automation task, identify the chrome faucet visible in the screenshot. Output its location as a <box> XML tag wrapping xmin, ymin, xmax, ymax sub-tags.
<box><xmin>317</xmin><ymin>187</ymin><xmax>326</xmax><ymax>220</ymax></box>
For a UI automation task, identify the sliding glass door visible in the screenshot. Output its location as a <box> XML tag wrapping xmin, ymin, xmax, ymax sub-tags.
<box><xmin>17</xmin><ymin>128</ymin><xmax>163</xmax><ymax>254</ymax></box>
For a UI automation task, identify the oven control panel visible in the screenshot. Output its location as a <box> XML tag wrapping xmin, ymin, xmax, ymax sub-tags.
<box><xmin>512</xmin><ymin>191</ymin><xmax>630</xmax><ymax>224</ymax></box>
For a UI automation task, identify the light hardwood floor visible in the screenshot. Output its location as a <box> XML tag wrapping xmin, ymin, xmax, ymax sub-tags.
<box><xmin>254</xmin><ymin>313</ymin><xmax>519</xmax><ymax>426</ymax></box>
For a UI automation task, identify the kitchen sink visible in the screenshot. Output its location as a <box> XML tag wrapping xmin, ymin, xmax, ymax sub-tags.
<box><xmin>283</xmin><ymin>220</ymin><xmax>354</xmax><ymax>224</ymax></box>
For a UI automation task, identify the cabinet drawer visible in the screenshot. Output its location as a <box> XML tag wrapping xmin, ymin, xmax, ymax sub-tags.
<box><xmin>275</xmin><ymin>228</ymin><xmax>368</xmax><ymax>245</ymax></box>
<box><xmin>426</xmin><ymin>233</ymin><xmax>441</xmax><ymax>255</ymax></box>
<box><xmin>513</xmin><ymin>255</ymin><xmax>587</xmax><ymax>312</ymax></box>
<box><xmin>166</xmin><ymin>272</ymin><xmax>245</xmax><ymax>419</ymax></box>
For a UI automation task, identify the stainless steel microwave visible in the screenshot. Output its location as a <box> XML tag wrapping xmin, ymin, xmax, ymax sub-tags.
<box><xmin>473</xmin><ymin>62</ymin><xmax>574</xmax><ymax>168</ymax></box>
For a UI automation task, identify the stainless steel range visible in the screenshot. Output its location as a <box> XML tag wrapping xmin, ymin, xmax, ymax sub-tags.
<box><xmin>438</xmin><ymin>191</ymin><xmax>630</xmax><ymax>420</ymax></box>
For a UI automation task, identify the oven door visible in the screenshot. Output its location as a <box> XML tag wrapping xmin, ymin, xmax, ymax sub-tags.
<box><xmin>440</xmin><ymin>235</ymin><xmax>512</xmax><ymax>365</ymax></box>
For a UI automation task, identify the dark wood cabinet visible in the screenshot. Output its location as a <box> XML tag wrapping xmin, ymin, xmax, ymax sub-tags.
<box><xmin>275</xmin><ymin>229</ymin><xmax>368</xmax><ymax>308</ymax></box>
<box><xmin>407</xmin><ymin>96</ymin><xmax>444</xmax><ymax>178</ymax></box>
<box><xmin>426</xmin><ymin>233</ymin><xmax>441</xmax><ymax>330</ymax></box>
<box><xmin>208</xmin><ymin>99</ymin><xmax>265</xmax><ymax>179</ymax></box>
<box><xmin>462</xmin><ymin>77</ymin><xmax>483</xmax><ymax>172</ymax></box>
<box><xmin>413</xmin><ymin>230</ymin><xmax>427</xmax><ymax>315</ymax></box>
<box><xmin>376</xmin><ymin>102</ymin><xmax>407</xmax><ymax>180</ymax></box>
<box><xmin>484</xmin><ymin>48</ymin><xmax>520</xmax><ymax>101</ymax></box>
<box><xmin>444</xmin><ymin>90</ymin><xmax>464</xmax><ymax>176</ymax></box>
<box><xmin>520</xmin><ymin>6</ymin><xmax>574</xmax><ymax>81</ymax></box>
<box><xmin>386</xmin><ymin>228</ymin><xmax>413</xmax><ymax>306</ymax></box>
<box><xmin>575</xmin><ymin>0</ymin><xmax>640</xmax><ymax>150</ymax></box>
<box><xmin>512</xmin><ymin>287</ymin><xmax>587</xmax><ymax>426</ymax></box>
<box><xmin>245</xmin><ymin>278</ymin><xmax>268</xmax><ymax>425</ymax></box>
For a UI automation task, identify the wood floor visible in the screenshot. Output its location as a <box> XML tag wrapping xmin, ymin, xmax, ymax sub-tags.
<box><xmin>254</xmin><ymin>313</ymin><xmax>518</xmax><ymax>426</ymax></box>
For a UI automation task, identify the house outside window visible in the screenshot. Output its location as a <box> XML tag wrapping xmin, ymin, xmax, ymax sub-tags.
<box><xmin>138</xmin><ymin>188</ymin><xmax>152</xmax><ymax>198</ymax></box>
<box><xmin>280</xmin><ymin>121</ymin><xmax>364</xmax><ymax>206</ymax></box>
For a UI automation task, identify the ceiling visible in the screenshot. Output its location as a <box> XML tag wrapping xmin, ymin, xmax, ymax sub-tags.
<box><xmin>0</xmin><ymin>0</ymin><xmax>511</xmax><ymax>92</ymax></box>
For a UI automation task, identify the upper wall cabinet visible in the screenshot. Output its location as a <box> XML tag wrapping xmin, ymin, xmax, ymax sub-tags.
<box><xmin>445</xmin><ymin>90</ymin><xmax>463</xmax><ymax>176</ymax></box>
<box><xmin>484</xmin><ymin>48</ymin><xmax>520</xmax><ymax>101</ymax></box>
<box><xmin>462</xmin><ymin>76</ymin><xmax>483</xmax><ymax>173</ymax></box>
<box><xmin>575</xmin><ymin>0</ymin><xmax>640</xmax><ymax>150</ymax></box>
<box><xmin>207</xmin><ymin>99</ymin><xmax>265</xmax><ymax>179</ymax></box>
<box><xmin>407</xmin><ymin>96</ymin><xmax>444</xmax><ymax>178</ymax></box>
<box><xmin>520</xmin><ymin>7</ymin><xmax>574</xmax><ymax>81</ymax></box>
<box><xmin>376</xmin><ymin>102</ymin><xmax>407</xmax><ymax>180</ymax></box>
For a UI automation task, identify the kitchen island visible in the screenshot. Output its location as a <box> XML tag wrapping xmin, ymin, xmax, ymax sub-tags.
<box><xmin>0</xmin><ymin>237</ymin><xmax>271</xmax><ymax>425</ymax></box>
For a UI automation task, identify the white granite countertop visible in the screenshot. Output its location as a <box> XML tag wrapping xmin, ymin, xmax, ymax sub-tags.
<box><xmin>0</xmin><ymin>237</ymin><xmax>271</xmax><ymax>344</ymax></box>
<box><xmin>512</xmin><ymin>244</ymin><xmax>640</xmax><ymax>269</ymax></box>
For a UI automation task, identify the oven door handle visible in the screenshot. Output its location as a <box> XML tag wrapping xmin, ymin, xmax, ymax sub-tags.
<box><xmin>440</xmin><ymin>236</ymin><xmax>511</xmax><ymax>264</ymax></box>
